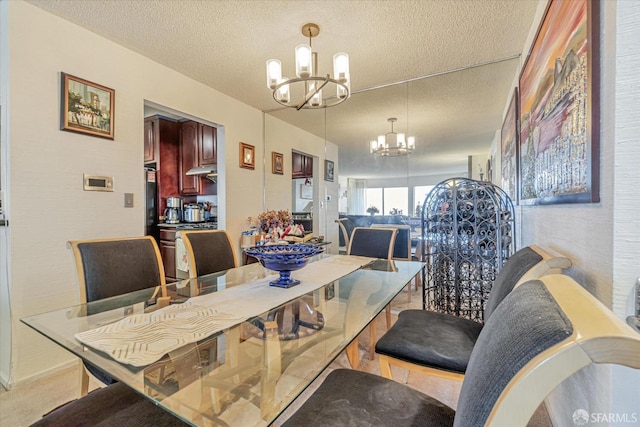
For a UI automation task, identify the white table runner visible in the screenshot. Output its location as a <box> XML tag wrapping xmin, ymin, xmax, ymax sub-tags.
<box><xmin>75</xmin><ymin>255</ymin><xmax>373</xmax><ymax>367</ymax></box>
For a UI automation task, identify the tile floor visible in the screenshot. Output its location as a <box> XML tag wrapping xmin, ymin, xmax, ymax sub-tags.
<box><xmin>0</xmin><ymin>285</ymin><xmax>550</xmax><ymax>426</ymax></box>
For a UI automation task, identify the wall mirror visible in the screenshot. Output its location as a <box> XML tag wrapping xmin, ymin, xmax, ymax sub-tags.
<box><xmin>264</xmin><ymin>57</ymin><xmax>520</xmax><ymax>253</ymax></box>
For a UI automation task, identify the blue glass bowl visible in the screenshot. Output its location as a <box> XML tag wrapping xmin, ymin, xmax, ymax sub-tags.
<box><xmin>244</xmin><ymin>244</ymin><xmax>325</xmax><ymax>288</ymax></box>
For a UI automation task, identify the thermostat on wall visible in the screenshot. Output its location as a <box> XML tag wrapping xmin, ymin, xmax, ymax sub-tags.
<box><xmin>83</xmin><ymin>174</ymin><xmax>114</xmax><ymax>192</ymax></box>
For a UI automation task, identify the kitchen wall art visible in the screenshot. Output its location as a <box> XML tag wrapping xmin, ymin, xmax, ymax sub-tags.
<box><xmin>501</xmin><ymin>88</ymin><xmax>519</xmax><ymax>204</ymax></box>
<box><xmin>61</xmin><ymin>73</ymin><xmax>115</xmax><ymax>139</ymax></box>
<box><xmin>518</xmin><ymin>0</ymin><xmax>600</xmax><ymax>205</ymax></box>
<box><xmin>239</xmin><ymin>142</ymin><xmax>255</xmax><ymax>170</ymax></box>
<box><xmin>272</xmin><ymin>152</ymin><xmax>284</xmax><ymax>174</ymax></box>
<box><xmin>324</xmin><ymin>160</ymin><xmax>334</xmax><ymax>182</ymax></box>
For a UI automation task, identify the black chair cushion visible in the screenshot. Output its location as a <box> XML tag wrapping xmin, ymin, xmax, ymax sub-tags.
<box><xmin>452</xmin><ymin>280</ymin><xmax>573</xmax><ymax>427</ymax></box>
<box><xmin>281</xmin><ymin>369</ymin><xmax>455</xmax><ymax>427</ymax></box>
<box><xmin>392</xmin><ymin>227</ymin><xmax>410</xmax><ymax>259</ymax></box>
<box><xmin>31</xmin><ymin>382</ymin><xmax>188</xmax><ymax>426</ymax></box>
<box><xmin>186</xmin><ymin>232</ymin><xmax>235</xmax><ymax>276</ymax></box>
<box><xmin>375</xmin><ymin>310</ymin><xmax>483</xmax><ymax>373</ymax></box>
<box><xmin>77</xmin><ymin>240</ymin><xmax>162</xmax><ymax>302</ymax></box>
<box><xmin>483</xmin><ymin>246</ymin><xmax>543</xmax><ymax>320</ymax></box>
<box><xmin>348</xmin><ymin>228</ymin><xmax>395</xmax><ymax>259</ymax></box>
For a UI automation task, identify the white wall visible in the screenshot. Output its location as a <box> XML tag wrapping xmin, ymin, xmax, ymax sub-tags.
<box><xmin>264</xmin><ymin>114</ymin><xmax>340</xmax><ymax>254</ymax></box>
<box><xmin>515</xmin><ymin>0</ymin><xmax>640</xmax><ymax>423</ymax></box>
<box><xmin>611</xmin><ymin>0</ymin><xmax>640</xmax><ymax>421</ymax></box>
<box><xmin>1</xmin><ymin>1</ymin><xmax>320</xmax><ymax>385</ymax></box>
<box><xmin>0</xmin><ymin>0</ymin><xmax>12</xmax><ymax>385</ymax></box>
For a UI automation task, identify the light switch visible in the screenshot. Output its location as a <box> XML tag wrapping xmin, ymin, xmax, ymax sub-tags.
<box><xmin>124</xmin><ymin>193</ymin><xmax>134</xmax><ymax>208</ymax></box>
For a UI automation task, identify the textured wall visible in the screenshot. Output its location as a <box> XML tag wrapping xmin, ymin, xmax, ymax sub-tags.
<box><xmin>517</xmin><ymin>0</ymin><xmax>640</xmax><ymax>424</ymax></box>
<box><xmin>611</xmin><ymin>0</ymin><xmax>640</xmax><ymax>420</ymax></box>
<box><xmin>2</xmin><ymin>1</ymin><xmax>309</xmax><ymax>384</ymax></box>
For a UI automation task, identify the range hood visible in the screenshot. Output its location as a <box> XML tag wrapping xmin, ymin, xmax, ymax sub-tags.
<box><xmin>186</xmin><ymin>165</ymin><xmax>217</xmax><ymax>182</ymax></box>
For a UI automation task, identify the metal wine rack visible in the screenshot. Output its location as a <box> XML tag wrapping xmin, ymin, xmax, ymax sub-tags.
<box><xmin>419</xmin><ymin>177</ymin><xmax>515</xmax><ymax>322</ymax></box>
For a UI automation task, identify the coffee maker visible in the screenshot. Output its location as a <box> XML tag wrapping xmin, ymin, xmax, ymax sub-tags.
<box><xmin>164</xmin><ymin>196</ymin><xmax>182</xmax><ymax>224</ymax></box>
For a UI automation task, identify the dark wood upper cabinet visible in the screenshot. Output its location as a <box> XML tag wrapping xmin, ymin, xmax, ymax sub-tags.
<box><xmin>179</xmin><ymin>120</ymin><xmax>200</xmax><ymax>195</ymax></box>
<box><xmin>144</xmin><ymin>116</ymin><xmax>179</xmax><ymax>215</ymax></box>
<box><xmin>144</xmin><ymin>119</ymin><xmax>155</xmax><ymax>163</ymax></box>
<box><xmin>179</xmin><ymin>120</ymin><xmax>217</xmax><ymax>196</ymax></box>
<box><xmin>292</xmin><ymin>152</ymin><xmax>313</xmax><ymax>178</ymax></box>
<box><xmin>199</xmin><ymin>124</ymin><xmax>217</xmax><ymax>165</ymax></box>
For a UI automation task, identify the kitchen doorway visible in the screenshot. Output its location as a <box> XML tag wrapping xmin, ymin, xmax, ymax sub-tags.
<box><xmin>291</xmin><ymin>150</ymin><xmax>315</xmax><ymax>233</ymax></box>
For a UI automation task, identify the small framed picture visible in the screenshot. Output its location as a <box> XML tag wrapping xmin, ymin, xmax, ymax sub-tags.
<box><xmin>239</xmin><ymin>142</ymin><xmax>255</xmax><ymax>169</ymax></box>
<box><xmin>325</xmin><ymin>282</ymin><xmax>335</xmax><ymax>301</ymax></box>
<box><xmin>61</xmin><ymin>73</ymin><xmax>115</xmax><ymax>139</ymax></box>
<box><xmin>300</xmin><ymin>184</ymin><xmax>313</xmax><ymax>199</ymax></box>
<box><xmin>324</xmin><ymin>160</ymin><xmax>334</xmax><ymax>182</ymax></box>
<box><xmin>272</xmin><ymin>152</ymin><xmax>284</xmax><ymax>175</ymax></box>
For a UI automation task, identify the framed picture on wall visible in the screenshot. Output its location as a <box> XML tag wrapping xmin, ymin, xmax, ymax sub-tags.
<box><xmin>272</xmin><ymin>152</ymin><xmax>284</xmax><ymax>174</ymax></box>
<box><xmin>61</xmin><ymin>73</ymin><xmax>115</xmax><ymax>139</ymax></box>
<box><xmin>501</xmin><ymin>88</ymin><xmax>519</xmax><ymax>204</ymax></box>
<box><xmin>300</xmin><ymin>184</ymin><xmax>313</xmax><ymax>199</ymax></box>
<box><xmin>518</xmin><ymin>0</ymin><xmax>600</xmax><ymax>205</ymax></box>
<box><xmin>324</xmin><ymin>160</ymin><xmax>334</xmax><ymax>182</ymax></box>
<box><xmin>239</xmin><ymin>142</ymin><xmax>255</xmax><ymax>170</ymax></box>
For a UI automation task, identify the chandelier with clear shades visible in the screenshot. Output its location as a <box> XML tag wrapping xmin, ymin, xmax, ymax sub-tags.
<box><xmin>370</xmin><ymin>118</ymin><xmax>416</xmax><ymax>157</ymax></box>
<box><xmin>266</xmin><ymin>23</ymin><xmax>350</xmax><ymax>110</ymax></box>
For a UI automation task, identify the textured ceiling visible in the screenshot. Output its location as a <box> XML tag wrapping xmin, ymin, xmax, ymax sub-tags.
<box><xmin>28</xmin><ymin>0</ymin><xmax>540</xmax><ymax>179</ymax></box>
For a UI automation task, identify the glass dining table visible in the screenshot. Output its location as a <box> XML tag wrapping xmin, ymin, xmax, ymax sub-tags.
<box><xmin>21</xmin><ymin>254</ymin><xmax>422</xmax><ymax>426</ymax></box>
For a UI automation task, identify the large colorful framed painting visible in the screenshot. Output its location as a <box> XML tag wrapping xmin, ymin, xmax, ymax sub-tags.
<box><xmin>518</xmin><ymin>0</ymin><xmax>600</xmax><ymax>205</ymax></box>
<box><xmin>501</xmin><ymin>88</ymin><xmax>519</xmax><ymax>204</ymax></box>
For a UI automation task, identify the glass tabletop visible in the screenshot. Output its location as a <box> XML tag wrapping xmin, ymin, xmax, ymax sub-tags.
<box><xmin>21</xmin><ymin>255</ymin><xmax>422</xmax><ymax>426</ymax></box>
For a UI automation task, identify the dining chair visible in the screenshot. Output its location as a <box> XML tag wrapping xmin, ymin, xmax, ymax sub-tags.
<box><xmin>67</xmin><ymin>236</ymin><xmax>168</xmax><ymax>396</ymax></box>
<box><xmin>375</xmin><ymin>245</ymin><xmax>572</xmax><ymax>382</ymax></box>
<box><xmin>371</xmin><ymin>224</ymin><xmax>411</xmax><ymax>260</ymax></box>
<box><xmin>281</xmin><ymin>274</ymin><xmax>640</xmax><ymax>427</ymax></box>
<box><xmin>371</xmin><ymin>224</ymin><xmax>415</xmax><ymax>302</ymax></box>
<box><xmin>31</xmin><ymin>382</ymin><xmax>189</xmax><ymax>426</ymax></box>
<box><xmin>347</xmin><ymin>226</ymin><xmax>397</xmax><ymax>360</ymax></box>
<box><xmin>179</xmin><ymin>229</ymin><xmax>237</xmax><ymax>278</ymax></box>
<box><xmin>335</xmin><ymin>218</ymin><xmax>355</xmax><ymax>254</ymax></box>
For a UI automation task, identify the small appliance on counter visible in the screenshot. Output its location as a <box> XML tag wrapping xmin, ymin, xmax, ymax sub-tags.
<box><xmin>164</xmin><ymin>196</ymin><xmax>182</xmax><ymax>224</ymax></box>
<box><xmin>183</xmin><ymin>204</ymin><xmax>205</xmax><ymax>223</ymax></box>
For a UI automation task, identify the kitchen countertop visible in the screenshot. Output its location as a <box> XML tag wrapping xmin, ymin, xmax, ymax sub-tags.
<box><xmin>158</xmin><ymin>222</ymin><xmax>217</xmax><ymax>229</ymax></box>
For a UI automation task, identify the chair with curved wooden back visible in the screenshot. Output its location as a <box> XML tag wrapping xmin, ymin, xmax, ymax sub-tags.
<box><xmin>375</xmin><ymin>245</ymin><xmax>572</xmax><ymax>382</ymax></box>
<box><xmin>335</xmin><ymin>218</ymin><xmax>356</xmax><ymax>254</ymax></box>
<box><xmin>282</xmin><ymin>274</ymin><xmax>640</xmax><ymax>426</ymax></box>
<box><xmin>179</xmin><ymin>230</ymin><xmax>237</xmax><ymax>278</ymax></box>
<box><xmin>346</xmin><ymin>226</ymin><xmax>397</xmax><ymax>360</ymax></box>
<box><xmin>371</xmin><ymin>223</ymin><xmax>415</xmax><ymax>302</ymax></box>
<box><xmin>67</xmin><ymin>236</ymin><xmax>168</xmax><ymax>395</ymax></box>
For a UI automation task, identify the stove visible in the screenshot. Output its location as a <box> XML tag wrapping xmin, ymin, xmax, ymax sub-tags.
<box><xmin>176</xmin><ymin>222</ymin><xmax>218</xmax><ymax>230</ymax></box>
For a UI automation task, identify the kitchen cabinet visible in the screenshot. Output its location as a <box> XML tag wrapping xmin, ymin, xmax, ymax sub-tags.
<box><xmin>144</xmin><ymin>116</ymin><xmax>180</xmax><ymax>216</ymax></box>
<box><xmin>180</xmin><ymin>120</ymin><xmax>217</xmax><ymax>195</ymax></box>
<box><xmin>159</xmin><ymin>228</ymin><xmax>177</xmax><ymax>282</ymax></box>
<box><xmin>292</xmin><ymin>152</ymin><xmax>313</xmax><ymax>178</ymax></box>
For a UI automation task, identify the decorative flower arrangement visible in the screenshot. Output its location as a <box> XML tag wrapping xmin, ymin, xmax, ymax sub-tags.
<box><xmin>251</xmin><ymin>209</ymin><xmax>293</xmax><ymax>234</ymax></box>
<box><xmin>366</xmin><ymin>205</ymin><xmax>379</xmax><ymax>215</ymax></box>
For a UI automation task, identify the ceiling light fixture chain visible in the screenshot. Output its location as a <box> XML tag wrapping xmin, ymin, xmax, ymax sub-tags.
<box><xmin>266</xmin><ymin>22</ymin><xmax>350</xmax><ymax>110</ymax></box>
<box><xmin>370</xmin><ymin>117</ymin><xmax>416</xmax><ymax>157</ymax></box>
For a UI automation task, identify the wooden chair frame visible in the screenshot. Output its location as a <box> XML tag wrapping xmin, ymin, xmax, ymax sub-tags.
<box><xmin>346</xmin><ymin>227</ymin><xmax>398</xmax><ymax>361</ymax></box>
<box><xmin>179</xmin><ymin>229</ymin><xmax>238</xmax><ymax>279</ymax></box>
<box><xmin>282</xmin><ymin>274</ymin><xmax>640</xmax><ymax>426</ymax></box>
<box><xmin>335</xmin><ymin>218</ymin><xmax>353</xmax><ymax>253</ymax></box>
<box><xmin>67</xmin><ymin>235</ymin><xmax>168</xmax><ymax>395</ymax></box>
<box><xmin>378</xmin><ymin>245</ymin><xmax>572</xmax><ymax>382</ymax></box>
<box><xmin>489</xmin><ymin>274</ymin><xmax>640</xmax><ymax>424</ymax></box>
